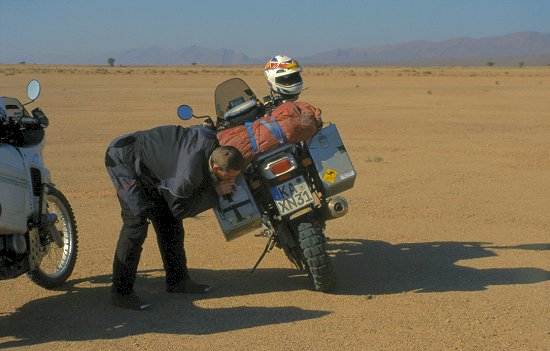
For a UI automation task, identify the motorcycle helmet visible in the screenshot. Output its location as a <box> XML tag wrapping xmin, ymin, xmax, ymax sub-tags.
<box><xmin>264</xmin><ymin>55</ymin><xmax>303</xmax><ymax>97</ymax></box>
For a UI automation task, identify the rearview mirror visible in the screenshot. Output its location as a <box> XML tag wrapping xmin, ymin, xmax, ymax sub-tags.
<box><xmin>177</xmin><ymin>105</ymin><xmax>193</xmax><ymax>120</ymax></box>
<box><xmin>27</xmin><ymin>80</ymin><xmax>41</xmax><ymax>101</ymax></box>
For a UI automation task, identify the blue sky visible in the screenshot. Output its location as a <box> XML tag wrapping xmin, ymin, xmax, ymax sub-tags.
<box><xmin>1</xmin><ymin>0</ymin><xmax>549</xmax><ymax>61</ymax></box>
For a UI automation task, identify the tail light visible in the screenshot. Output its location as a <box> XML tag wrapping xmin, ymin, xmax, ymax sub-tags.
<box><xmin>257</xmin><ymin>145</ymin><xmax>298</xmax><ymax>180</ymax></box>
<box><xmin>269</xmin><ymin>158</ymin><xmax>294</xmax><ymax>176</ymax></box>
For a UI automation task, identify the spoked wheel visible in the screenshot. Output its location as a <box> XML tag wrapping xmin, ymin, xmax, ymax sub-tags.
<box><xmin>27</xmin><ymin>187</ymin><xmax>78</xmax><ymax>289</ymax></box>
<box><xmin>296</xmin><ymin>221</ymin><xmax>336</xmax><ymax>292</ymax></box>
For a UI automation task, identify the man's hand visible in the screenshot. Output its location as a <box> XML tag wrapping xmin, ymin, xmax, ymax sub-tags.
<box><xmin>215</xmin><ymin>180</ymin><xmax>236</xmax><ymax>196</ymax></box>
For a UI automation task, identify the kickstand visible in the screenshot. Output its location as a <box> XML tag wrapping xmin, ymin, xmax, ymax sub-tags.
<box><xmin>250</xmin><ymin>234</ymin><xmax>276</xmax><ymax>273</ymax></box>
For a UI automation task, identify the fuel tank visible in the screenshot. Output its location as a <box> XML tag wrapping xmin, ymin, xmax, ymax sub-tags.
<box><xmin>0</xmin><ymin>144</ymin><xmax>29</xmax><ymax>234</ymax></box>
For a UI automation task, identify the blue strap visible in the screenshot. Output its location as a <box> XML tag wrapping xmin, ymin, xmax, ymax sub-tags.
<box><xmin>258</xmin><ymin>117</ymin><xmax>286</xmax><ymax>144</ymax></box>
<box><xmin>268</xmin><ymin>116</ymin><xmax>287</xmax><ymax>140</ymax></box>
<box><xmin>245</xmin><ymin>122</ymin><xmax>258</xmax><ymax>153</ymax></box>
<box><xmin>258</xmin><ymin>119</ymin><xmax>279</xmax><ymax>141</ymax></box>
<box><xmin>246</xmin><ymin>118</ymin><xmax>286</xmax><ymax>154</ymax></box>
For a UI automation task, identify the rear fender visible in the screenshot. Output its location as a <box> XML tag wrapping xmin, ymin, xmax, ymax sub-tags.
<box><xmin>274</xmin><ymin>220</ymin><xmax>303</xmax><ymax>269</ymax></box>
<box><xmin>255</xmin><ymin>144</ymin><xmax>297</xmax><ymax>180</ymax></box>
<box><xmin>274</xmin><ymin>220</ymin><xmax>297</xmax><ymax>248</ymax></box>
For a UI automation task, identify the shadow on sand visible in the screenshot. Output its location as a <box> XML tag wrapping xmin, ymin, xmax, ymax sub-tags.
<box><xmin>329</xmin><ymin>239</ymin><xmax>550</xmax><ymax>295</ymax></box>
<box><xmin>1</xmin><ymin>239</ymin><xmax>548</xmax><ymax>347</ymax></box>
<box><xmin>0</xmin><ymin>267</ymin><xmax>327</xmax><ymax>348</ymax></box>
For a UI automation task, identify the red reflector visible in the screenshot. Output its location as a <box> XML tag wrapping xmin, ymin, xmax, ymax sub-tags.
<box><xmin>270</xmin><ymin>159</ymin><xmax>293</xmax><ymax>175</ymax></box>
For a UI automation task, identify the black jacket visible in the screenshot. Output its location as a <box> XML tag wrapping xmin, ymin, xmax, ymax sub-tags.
<box><xmin>132</xmin><ymin>125</ymin><xmax>219</xmax><ymax>219</ymax></box>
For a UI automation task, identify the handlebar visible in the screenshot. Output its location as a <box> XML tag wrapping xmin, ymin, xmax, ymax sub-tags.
<box><xmin>0</xmin><ymin>108</ymin><xmax>48</xmax><ymax>129</ymax></box>
<box><xmin>20</xmin><ymin>116</ymin><xmax>38</xmax><ymax>125</ymax></box>
<box><xmin>16</xmin><ymin>108</ymin><xmax>49</xmax><ymax>128</ymax></box>
<box><xmin>31</xmin><ymin>107</ymin><xmax>49</xmax><ymax>127</ymax></box>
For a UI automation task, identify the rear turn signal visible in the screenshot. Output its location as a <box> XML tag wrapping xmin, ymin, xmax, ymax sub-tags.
<box><xmin>269</xmin><ymin>159</ymin><xmax>293</xmax><ymax>175</ymax></box>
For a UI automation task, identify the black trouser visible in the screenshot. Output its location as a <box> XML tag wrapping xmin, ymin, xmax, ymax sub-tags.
<box><xmin>106</xmin><ymin>134</ymin><xmax>190</xmax><ymax>295</ymax></box>
<box><xmin>112</xmin><ymin>188</ymin><xmax>188</xmax><ymax>295</ymax></box>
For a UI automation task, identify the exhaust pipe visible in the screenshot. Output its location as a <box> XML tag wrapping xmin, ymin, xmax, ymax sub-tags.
<box><xmin>322</xmin><ymin>196</ymin><xmax>349</xmax><ymax>220</ymax></box>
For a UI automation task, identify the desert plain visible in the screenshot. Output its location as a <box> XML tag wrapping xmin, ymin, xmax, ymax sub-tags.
<box><xmin>0</xmin><ymin>64</ymin><xmax>549</xmax><ymax>350</ymax></box>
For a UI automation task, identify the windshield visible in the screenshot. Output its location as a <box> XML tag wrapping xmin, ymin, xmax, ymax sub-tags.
<box><xmin>214</xmin><ymin>78</ymin><xmax>256</xmax><ymax>119</ymax></box>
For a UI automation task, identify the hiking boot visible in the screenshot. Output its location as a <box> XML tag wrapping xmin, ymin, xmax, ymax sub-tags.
<box><xmin>167</xmin><ymin>278</ymin><xmax>211</xmax><ymax>294</ymax></box>
<box><xmin>111</xmin><ymin>291</ymin><xmax>151</xmax><ymax>310</ymax></box>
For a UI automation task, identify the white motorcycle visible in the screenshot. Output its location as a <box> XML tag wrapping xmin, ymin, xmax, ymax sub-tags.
<box><xmin>0</xmin><ymin>80</ymin><xmax>78</xmax><ymax>288</ymax></box>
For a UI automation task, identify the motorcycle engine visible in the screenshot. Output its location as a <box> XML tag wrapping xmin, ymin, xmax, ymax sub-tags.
<box><xmin>0</xmin><ymin>234</ymin><xmax>27</xmax><ymax>255</ymax></box>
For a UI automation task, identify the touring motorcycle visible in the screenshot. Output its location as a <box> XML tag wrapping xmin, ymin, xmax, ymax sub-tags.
<box><xmin>178</xmin><ymin>78</ymin><xmax>355</xmax><ymax>292</ymax></box>
<box><xmin>0</xmin><ymin>80</ymin><xmax>78</xmax><ymax>288</ymax></box>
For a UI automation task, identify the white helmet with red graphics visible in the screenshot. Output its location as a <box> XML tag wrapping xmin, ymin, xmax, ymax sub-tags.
<box><xmin>264</xmin><ymin>55</ymin><xmax>303</xmax><ymax>97</ymax></box>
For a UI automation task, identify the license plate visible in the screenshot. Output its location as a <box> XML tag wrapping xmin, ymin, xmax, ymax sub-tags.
<box><xmin>270</xmin><ymin>176</ymin><xmax>314</xmax><ymax>216</ymax></box>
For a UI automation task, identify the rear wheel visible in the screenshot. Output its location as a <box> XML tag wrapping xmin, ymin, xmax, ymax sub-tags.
<box><xmin>297</xmin><ymin>222</ymin><xmax>335</xmax><ymax>292</ymax></box>
<box><xmin>27</xmin><ymin>187</ymin><xmax>78</xmax><ymax>288</ymax></box>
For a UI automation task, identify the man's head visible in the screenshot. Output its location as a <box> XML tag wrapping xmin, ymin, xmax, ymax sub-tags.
<box><xmin>210</xmin><ymin>146</ymin><xmax>244</xmax><ymax>181</ymax></box>
<box><xmin>264</xmin><ymin>54</ymin><xmax>303</xmax><ymax>101</ymax></box>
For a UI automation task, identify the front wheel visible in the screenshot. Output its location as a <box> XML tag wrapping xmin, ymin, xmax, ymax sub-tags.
<box><xmin>297</xmin><ymin>222</ymin><xmax>336</xmax><ymax>292</ymax></box>
<box><xmin>27</xmin><ymin>187</ymin><xmax>78</xmax><ymax>289</ymax></box>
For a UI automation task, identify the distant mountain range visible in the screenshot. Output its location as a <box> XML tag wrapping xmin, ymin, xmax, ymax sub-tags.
<box><xmin>304</xmin><ymin>31</ymin><xmax>550</xmax><ymax>66</ymax></box>
<box><xmin>5</xmin><ymin>32</ymin><xmax>550</xmax><ymax>66</ymax></box>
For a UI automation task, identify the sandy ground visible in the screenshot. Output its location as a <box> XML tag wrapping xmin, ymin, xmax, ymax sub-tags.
<box><xmin>0</xmin><ymin>65</ymin><xmax>549</xmax><ymax>350</ymax></box>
